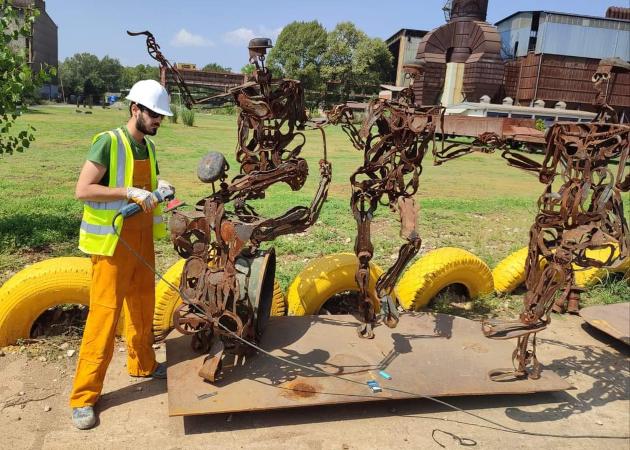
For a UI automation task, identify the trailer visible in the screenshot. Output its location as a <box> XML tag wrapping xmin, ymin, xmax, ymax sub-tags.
<box><xmin>439</xmin><ymin>115</ymin><xmax>545</xmax><ymax>152</ymax></box>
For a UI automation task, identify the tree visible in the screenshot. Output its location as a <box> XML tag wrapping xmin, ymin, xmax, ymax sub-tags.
<box><xmin>202</xmin><ymin>62</ymin><xmax>232</xmax><ymax>73</ymax></box>
<box><xmin>240</xmin><ymin>63</ymin><xmax>255</xmax><ymax>76</ymax></box>
<box><xmin>266</xmin><ymin>21</ymin><xmax>328</xmax><ymax>108</ymax></box>
<box><xmin>121</xmin><ymin>64</ymin><xmax>159</xmax><ymax>89</ymax></box>
<box><xmin>59</xmin><ymin>53</ymin><xmax>124</xmax><ymax>98</ymax></box>
<box><xmin>322</xmin><ymin>22</ymin><xmax>392</xmax><ymax>106</ymax></box>
<box><xmin>0</xmin><ymin>0</ymin><xmax>55</xmax><ymax>155</ymax></box>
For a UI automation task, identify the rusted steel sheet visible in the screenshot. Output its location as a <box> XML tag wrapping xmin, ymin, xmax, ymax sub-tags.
<box><xmin>515</xmin><ymin>53</ymin><xmax>630</xmax><ymax>108</ymax></box>
<box><xmin>165</xmin><ymin>314</ymin><xmax>573</xmax><ymax>417</ymax></box>
<box><xmin>580</xmin><ymin>303</ymin><xmax>630</xmax><ymax>345</ymax></box>
<box><xmin>507</xmin><ymin>126</ymin><xmax>545</xmax><ymax>144</ymax></box>
<box><xmin>439</xmin><ymin>116</ymin><xmax>537</xmax><ymax>139</ymax></box>
<box><xmin>482</xmin><ymin>58</ymin><xmax>630</xmax><ymax>381</ymax></box>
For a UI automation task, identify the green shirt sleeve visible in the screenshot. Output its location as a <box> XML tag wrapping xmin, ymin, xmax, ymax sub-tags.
<box><xmin>86</xmin><ymin>133</ymin><xmax>112</xmax><ymax>187</ymax></box>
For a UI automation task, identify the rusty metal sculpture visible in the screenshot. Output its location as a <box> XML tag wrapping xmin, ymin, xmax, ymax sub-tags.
<box><xmin>482</xmin><ymin>57</ymin><xmax>630</xmax><ymax>380</ymax></box>
<box><xmin>325</xmin><ymin>60</ymin><xmax>497</xmax><ymax>339</ymax></box>
<box><xmin>130</xmin><ymin>31</ymin><xmax>331</xmax><ymax>382</ymax></box>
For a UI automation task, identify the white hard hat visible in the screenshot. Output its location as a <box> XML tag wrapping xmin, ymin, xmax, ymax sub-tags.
<box><xmin>126</xmin><ymin>79</ymin><xmax>173</xmax><ymax>116</ymax></box>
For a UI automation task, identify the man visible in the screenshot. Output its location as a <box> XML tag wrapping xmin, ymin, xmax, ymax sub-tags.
<box><xmin>70</xmin><ymin>80</ymin><xmax>175</xmax><ymax>430</ymax></box>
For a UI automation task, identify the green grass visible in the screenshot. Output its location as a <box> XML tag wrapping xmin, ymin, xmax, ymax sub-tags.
<box><xmin>1</xmin><ymin>106</ymin><xmax>628</xmax><ymax>314</ymax></box>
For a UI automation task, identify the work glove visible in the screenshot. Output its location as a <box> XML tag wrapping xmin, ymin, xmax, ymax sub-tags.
<box><xmin>157</xmin><ymin>179</ymin><xmax>175</xmax><ymax>196</ymax></box>
<box><xmin>126</xmin><ymin>187</ymin><xmax>158</xmax><ymax>212</ymax></box>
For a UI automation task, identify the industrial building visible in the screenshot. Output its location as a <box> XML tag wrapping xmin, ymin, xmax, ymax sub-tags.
<box><xmin>11</xmin><ymin>0</ymin><xmax>58</xmax><ymax>100</ymax></box>
<box><xmin>385</xmin><ymin>29</ymin><xmax>428</xmax><ymax>87</ymax></box>
<box><xmin>498</xmin><ymin>7</ymin><xmax>630</xmax><ymax>118</ymax></box>
<box><xmin>385</xmin><ymin>2</ymin><xmax>629</xmax><ymax>121</ymax></box>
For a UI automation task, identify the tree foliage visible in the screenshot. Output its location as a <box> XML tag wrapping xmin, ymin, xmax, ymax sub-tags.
<box><xmin>322</xmin><ymin>22</ymin><xmax>392</xmax><ymax>105</ymax></box>
<box><xmin>0</xmin><ymin>0</ymin><xmax>55</xmax><ymax>155</ymax></box>
<box><xmin>121</xmin><ymin>64</ymin><xmax>159</xmax><ymax>89</ymax></box>
<box><xmin>59</xmin><ymin>53</ymin><xmax>123</xmax><ymax>97</ymax></box>
<box><xmin>267</xmin><ymin>21</ymin><xmax>328</xmax><ymax>107</ymax></box>
<box><xmin>265</xmin><ymin>21</ymin><xmax>392</xmax><ymax>108</ymax></box>
<box><xmin>240</xmin><ymin>63</ymin><xmax>255</xmax><ymax>76</ymax></box>
<box><xmin>202</xmin><ymin>62</ymin><xmax>232</xmax><ymax>73</ymax></box>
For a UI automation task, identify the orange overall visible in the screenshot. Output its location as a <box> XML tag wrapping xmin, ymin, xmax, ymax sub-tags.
<box><xmin>70</xmin><ymin>159</ymin><xmax>158</xmax><ymax>408</ymax></box>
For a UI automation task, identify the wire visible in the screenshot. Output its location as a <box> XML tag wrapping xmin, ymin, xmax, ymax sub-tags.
<box><xmin>110</xmin><ymin>212</ymin><xmax>630</xmax><ymax>442</ymax></box>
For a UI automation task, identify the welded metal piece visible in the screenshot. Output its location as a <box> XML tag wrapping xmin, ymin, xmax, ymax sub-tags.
<box><xmin>165</xmin><ymin>314</ymin><xmax>572</xmax><ymax>417</ymax></box>
<box><xmin>483</xmin><ymin>59</ymin><xmax>630</xmax><ymax>380</ymax></box>
<box><xmin>580</xmin><ymin>303</ymin><xmax>630</xmax><ymax>345</ymax></box>
<box><xmin>324</xmin><ymin>61</ymin><xmax>498</xmax><ymax>339</ymax></box>
<box><xmin>133</xmin><ymin>32</ymin><xmax>331</xmax><ymax>382</ymax></box>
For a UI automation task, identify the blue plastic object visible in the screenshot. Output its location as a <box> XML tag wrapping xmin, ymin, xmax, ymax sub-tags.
<box><xmin>379</xmin><ymin>370</ymin><xmax>392</xmax><ymax>380</ymax></box>
<box><xmin>367</xmin><ymin>380</ymin><xmax>382</xmax><ymax>393</ymax></box>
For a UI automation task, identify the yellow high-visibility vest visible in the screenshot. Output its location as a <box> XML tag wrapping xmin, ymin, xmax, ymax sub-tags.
<box><xmin>78</xmin><ymin>127</ymin><xmax>167</xmax><ymax>256</ymax></box>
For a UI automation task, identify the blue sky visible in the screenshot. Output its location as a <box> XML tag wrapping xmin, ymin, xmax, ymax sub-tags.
<box><xmin>46</xmin><ymin>0</ymin><xmax>614</xmax><ymax>72</ymax></box>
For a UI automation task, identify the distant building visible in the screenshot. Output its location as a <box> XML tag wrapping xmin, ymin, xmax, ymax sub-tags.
<box><xmin>497</xmin><ymin>7</ymin><xmax>630</xmax><ymax>117</ymax></box>
<box><xmin>385</xmin><ymin>29</ymin><xmax>428</xmax><ymax>87</ymax></box>
<box><xmin>10</xmin><ymin>0</ymin><xmax>58</xmax><ymax>100</ymax></box>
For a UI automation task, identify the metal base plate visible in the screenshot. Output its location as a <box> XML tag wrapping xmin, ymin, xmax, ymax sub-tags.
<box><xmin>165</xmin><ymin>313</ymin><xmax>573</xmax><ymax>417</ymax></box>
<box><xmin>580</xmin><ymin>303</ymin><xmax>630</xmax><ymax>345</ymax></box>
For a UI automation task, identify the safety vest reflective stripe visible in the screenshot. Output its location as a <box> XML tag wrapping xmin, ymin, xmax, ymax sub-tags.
<box><xmin>84</xmin><ymin>200</ymin><xmax>127</xmax><ymax>210</ymax></box>
<box><xmin>112</xmin><ymin>128</ymin><xmax>127</xmax><ymax>187</ymax></box>
<box><xmin>154</xmin><ymin>215</ymin><xmax>163</xmax><ymax>225</ymax></box>
<box><xmin>80</xmin><ymin>220</ymin><xmax>114</xmax><ymax>236</ymax></box>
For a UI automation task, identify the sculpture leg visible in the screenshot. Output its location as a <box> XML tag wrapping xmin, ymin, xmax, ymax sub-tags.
<box><xmin>375</xmin><ymin>197</ymin><xmax>421</xmax><ymax>328</ymax></box>
<box><xmin>352</xmin><ymin>194</ymin><xmax>377</xmax><ymax>339</ymax></box>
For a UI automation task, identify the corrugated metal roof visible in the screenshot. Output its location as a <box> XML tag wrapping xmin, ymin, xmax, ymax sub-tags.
<box><xmin>496</xmin><ymin>10</ymin><xmax>630</xmax><ymax>26</ymax></box>
<box><xmin>538</xmin><ymin>20</ymin><xmax>629</xmax><ymax>60</ymax></box>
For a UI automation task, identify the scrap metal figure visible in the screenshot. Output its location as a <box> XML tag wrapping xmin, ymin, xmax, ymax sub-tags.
<box><xmin>483</xmin><ymin>58</ymin><xmax>630</xmax><ymax>380</ymax></box>
<box><xmin>325</xmin><ymin>60</ymin><xmax>497</xmax><ymax>338</ymax></box>
<box><xmin>130</xmin><ymin>31</ymin><xmax>331</xmax><ymax>381</ymax></box>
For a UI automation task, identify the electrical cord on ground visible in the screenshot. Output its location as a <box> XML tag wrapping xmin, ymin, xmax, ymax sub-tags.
<box><xmin>111</xmin><ymin>213</ymin><xmax>630</xmax><ymax>442</ymax></box>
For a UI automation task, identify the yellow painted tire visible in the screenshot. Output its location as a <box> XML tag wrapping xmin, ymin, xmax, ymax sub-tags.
<box><xmin>574</xmin><ymin>247</ymin><xmax>630</xmax><ymax>287</ymax></box>
<box><xmin>492</xmin><ymin>247</ymin><xmax>530</xmax><ymax>295</ymax></box>
<box><xmin>397</xmin><ymin>248</ymin><xmax>494</xmax><ymax>310</ymax></box>
<box><xmin>0</xmin><ymin>257</ymin><xmax>125</xmax><ymax>347</ymax></box>
<box><xmin>286</xmin><ymin>252</ymin><xmax>389</xmax><ymax>316</ymax></box>
<box><xmin>492</xmin><ymin>246</ymin><xmax>629</xmax><ymax>295</ymax></box>
<box><xmin>153</xmin><ymin>259</ymin><xmax>286</xmax><ymax>341</ymax></box>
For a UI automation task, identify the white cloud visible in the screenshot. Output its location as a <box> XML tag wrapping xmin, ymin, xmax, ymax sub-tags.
<box><xmin>222</xmin><ymin>26</ymin><xmax>284</xmax><ymax>46</ymax></box>
<box><xmin>171</xmin><ymin>29</ymin><xmax>215</xmax><ymax>48</ymax></box>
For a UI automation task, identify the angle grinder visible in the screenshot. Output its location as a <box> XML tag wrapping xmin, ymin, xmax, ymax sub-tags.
<box><xmin>118</xmin><ymin>187</ymin><xmax>177</xmax><ymax>218</ymax></box>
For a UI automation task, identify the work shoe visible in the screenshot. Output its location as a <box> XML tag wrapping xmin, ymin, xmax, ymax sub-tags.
<box><xmin>151</xmin><ymin>362</ymin><xmax>167</xmax><ymax>379</ymax></box>
<box><xmin>72</xmin><ymin>406</ymin><xmax>96</xmax><ymax>430</ymax></box>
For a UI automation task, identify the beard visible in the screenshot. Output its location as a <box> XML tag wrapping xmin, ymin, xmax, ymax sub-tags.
<box><xmin>136</xmin><ymin>113</ymin><xmax>158</xmax><ymax>136</ymax></box>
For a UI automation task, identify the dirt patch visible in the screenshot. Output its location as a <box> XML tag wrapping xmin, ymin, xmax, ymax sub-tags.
<box><xmin>320</xmin><ymin>291</ymin><xmax>360</xmax><ymax>315</ymax></box>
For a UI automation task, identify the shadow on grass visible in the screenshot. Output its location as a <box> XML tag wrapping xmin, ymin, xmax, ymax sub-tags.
<box><xmin>22</xmin><ymin>108</ymin><xmax>51</xmax><ymax>115</ymax></box>
<box><xmin>0</xmin><ymin>212</ymin><xmax>79</xmax><ymax>250</ymax></box>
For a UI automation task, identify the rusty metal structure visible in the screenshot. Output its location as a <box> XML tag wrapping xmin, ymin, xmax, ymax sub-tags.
<box><xmin>324</xmin><ymin>60</ymin><xmax>498</xmax><ymax>339</ymax></box>
<box><xmin>499</xmin><ymin>9</ymin><xmax>630</xmax><ymax>116</ymax></box>
<box><xmin>483</xmin><ymin>58</ymin><xmax>630</xmax><ymax>380</ymax></box>
<box><xmin>130</xmin><ymin>31</ymin><xmax>332</xmax><ymax>382</ymax></box>
<box><xmin>413</xmin><ymin>0</ymin><xmax>505</xmax><ymax>105</ymax></box>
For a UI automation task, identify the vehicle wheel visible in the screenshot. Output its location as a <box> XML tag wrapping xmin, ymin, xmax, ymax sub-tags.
<box><xmin>153</xmin><ymin>259</ymin><xmax>286</xmax><ymax>341</ymax></box>
<box><xmin>0</xmin><ymin>257</ymin><xmax>126</xmax><ymax>346</ymax></box>
<box><xmin>286</xmin><ymin>253</ymin><xmax>389</xmax><ymax>316</ymax></box>
<box><xmin>397</xmin><ymin>248</ymin><xmax>494</xmax><ymax>310</ymax></box>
